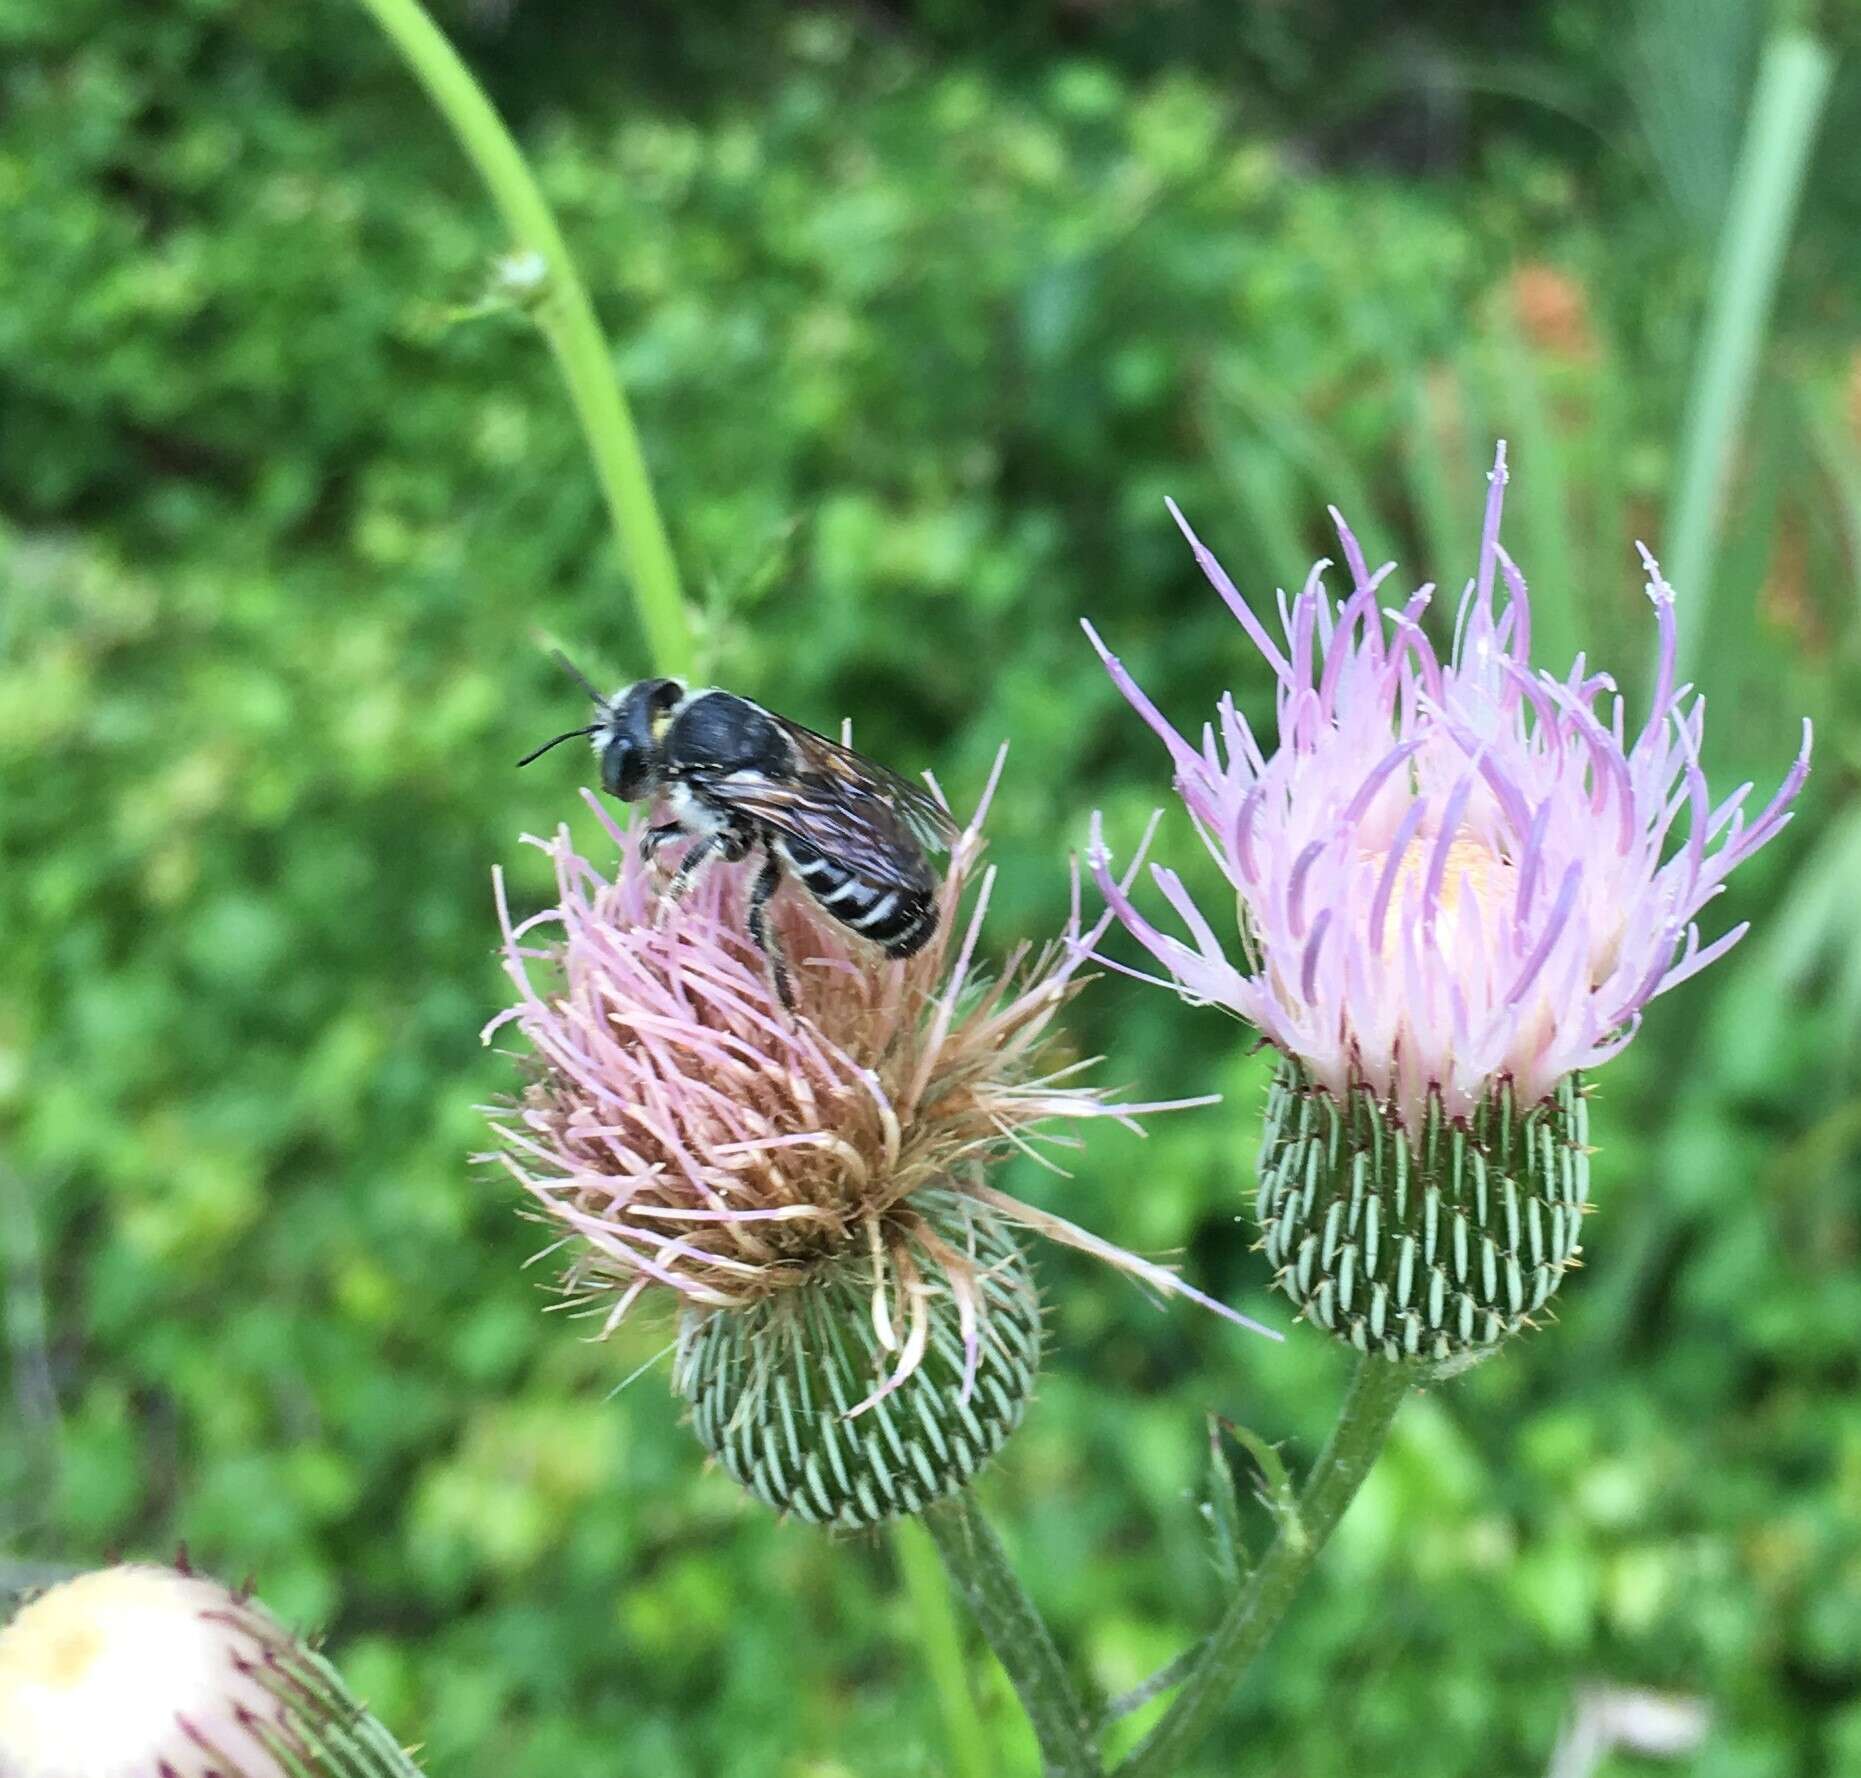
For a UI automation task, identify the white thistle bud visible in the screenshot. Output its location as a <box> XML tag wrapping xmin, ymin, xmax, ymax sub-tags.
<box><xmin>0</xmin><ymin>1564</ymin><xmax>421</xmax><ymax>1778</ymax></box>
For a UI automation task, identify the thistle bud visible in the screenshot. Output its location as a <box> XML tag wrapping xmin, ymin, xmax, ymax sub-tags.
<box><xmin>1255</xmin><ymin>1061</ymin><xmax>1588</xmax><ymax>1363</ymax></box>
<box><xmin>674</xmin><ymin>1189</ymin><xmax>1043</xmax><ymax>1528</ymax></box>
<box><xmin>486</xmin><ymin>767</ymin><xmax>1270</xmax><ymax>1526</ymax></box>
<box><xmin>0</xmin><ymin>1564</ymin><xmax>420</xmax><ymax>1778</ymax></box>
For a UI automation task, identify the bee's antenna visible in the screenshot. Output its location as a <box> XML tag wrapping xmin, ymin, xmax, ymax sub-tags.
<box><xmin>516</xmin><ymin>726</ymin><xmax>599</xmax><ymax>768</ymax></box>
<box><xmin>550</xmin><ymin>649</ymin><xmax>610</xmax><ymax>707</ymax></box>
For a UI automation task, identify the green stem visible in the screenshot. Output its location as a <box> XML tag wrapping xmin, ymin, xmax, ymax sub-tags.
<box><xmin>924</xmin><ymin>1493</ymin><xmax>1101</xmax><ymax>1778</ymax></box>
<box><xmin>1663</xmin><ymin>27</ymin><xmax>1832</xmax><ymax>687</ymax></box>
<box><xmin>353</xmin><ymin>0</ymin><xmax>693</xmax><ymax>679</ymax></box>
<box><xmin>1113</xmin><ymin>1356</ymin><xmax>1416</xmax><ymax>1778</ymax></box>
<box><xmin>1095</xmin><ymin>1640</ymin><xmax>1206</xmax><ymax>1734</ymax></box>
<box><xmin>896</xmin><ymin>1519</ymin><xmax>995</xmax><ymax>1778</ymax></box>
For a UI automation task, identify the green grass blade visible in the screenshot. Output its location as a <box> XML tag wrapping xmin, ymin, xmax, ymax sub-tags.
<box><xmin>1664</xmin><ymin>28</ymin><xmax>1834</xmax><ymax>685</ymax></box>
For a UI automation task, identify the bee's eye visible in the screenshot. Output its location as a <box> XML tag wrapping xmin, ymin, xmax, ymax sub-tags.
<box><xmin>601</xmin><ymin>740</ymin><xmax>635</xmax><ymax>799</ymax></box>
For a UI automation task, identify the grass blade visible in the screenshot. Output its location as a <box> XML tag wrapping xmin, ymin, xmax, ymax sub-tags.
<box><xmin>1664</xmin><ymin>28</ymin><xmax>1834</xmax><ymax>685</ymax></box>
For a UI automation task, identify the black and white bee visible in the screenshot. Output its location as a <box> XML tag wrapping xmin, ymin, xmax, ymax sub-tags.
<box><xmin>519</xmin><ymin>659</ymin><xmax>957</xmax><ymax>1008</ymax></box>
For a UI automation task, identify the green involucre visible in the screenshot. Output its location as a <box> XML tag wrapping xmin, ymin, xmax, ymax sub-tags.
<box><xmin>673</xmin><ymin>1192</ymin><xmax>1042</xmax><ymax>1529</ymax></box>
<box><xmin>1256</xmin><ymin>1059</ymin><xmax>1591</xmax><ymax>1364</ymax></box>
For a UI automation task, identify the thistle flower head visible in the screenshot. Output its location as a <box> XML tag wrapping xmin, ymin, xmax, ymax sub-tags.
<box><xmin>0</xmin><ymin>1564</ymin><xmax>417</xmax><ymax>1778</ymax></box>
<box><xmin>485</xmin><ymin>758</ymin><xmax>1268</xmax><ymax>1523</ymax></box>
<box><xmin>1088</xmin><ymin>442</ymin><xmax>1810</xmax><ymax>1132</ymax></box>
<box><xmin>1087</xmin><ymin>446</ymin><xmax>1810</xmax><ymax>1363</ymax></box>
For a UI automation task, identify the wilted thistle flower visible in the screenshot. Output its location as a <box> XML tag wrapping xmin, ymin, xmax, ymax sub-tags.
<box><xmin>1087</xmin><ymin>444</ymin><xmax>1810</xmax><ymax>1366</ymax></box>
<box><xmin>485</xmin><ymin>762</ymin><xmax>1269</xmax><ymax>1530</ymax></box>
<box><xmin>0</xmin><ymin>1563</ymin><xmax>420</xmax><ymax>1778</ymax></box>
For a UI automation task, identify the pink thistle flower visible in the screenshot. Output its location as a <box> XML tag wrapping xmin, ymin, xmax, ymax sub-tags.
<box><xmin>1087</xmin><ymin>442</ymin><xmax>1811</xmax><ymax>1135</ymax></box>
<box><xmin>1085</xmin><ymin>444</ymin><xmax>1811</xmax><ymax>1364</ymax></box>
<box><xmin>484</xmin><ymin>758</ymin><xmax>1273</xmax><ymax>1521</ymax></box>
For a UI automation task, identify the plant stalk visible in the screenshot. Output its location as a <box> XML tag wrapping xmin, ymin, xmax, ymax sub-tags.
<box><xmin>353</xmin><ymin>0</ymin><xmax>693</xmax><ymax>678</ymax></box>
<box><xmin>896</xmin><ymin>1518</ymin><xmax>995</xmax><ymax>1778</ymax></box>
<box><xmin>924</xmin><ymin>1493</ymin><xmax>1101</xmax><ymax>1778</ymax></box>
<box><xmin>1113</xmin><ymin>1355</ymin><xmax>1416</xmax><ymax>1777</ymax></box>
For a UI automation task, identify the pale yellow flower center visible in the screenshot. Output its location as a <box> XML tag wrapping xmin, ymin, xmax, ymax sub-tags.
<box><xmin>1373</xmin><ymin>831</ymin><xmax>1515</xmax><ymax>959</ymax></box>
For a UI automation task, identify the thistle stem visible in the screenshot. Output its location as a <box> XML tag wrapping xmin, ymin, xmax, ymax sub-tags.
<box><xmin>352</xmin><ymin>0</ymin><xmax>693</xmax><ymax>678</ymax></box>
<box><xmin>924</xmin><ymin>1493</ymin><xmax>1101</xmax><ymax>1778</ymax></box>
<box><xmin>1112</xmin><ymin>1356</ymin><xmax>1416</xmax><ymax>1778</ymax></box>
<box><xmin>896</xmin><ymin>1520</ymin><xmax>995</xmax><ymax>1778</ymax></box>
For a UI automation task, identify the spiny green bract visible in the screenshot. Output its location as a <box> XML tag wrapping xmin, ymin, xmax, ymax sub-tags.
<box><xmin>1255</xmin><ymin>1058</ymin><xmax>1591</xmax><ymax>1365</ymax></box>
<box><xmin>673</xmin><ymin>1192</ymin><xmax>1041</xmax><ymax>1529</ymax></box>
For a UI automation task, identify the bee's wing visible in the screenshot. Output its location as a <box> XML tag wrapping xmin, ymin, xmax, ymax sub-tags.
<box><xmin>766</xmin><ymin>716</ymin><xmax>960</xmax><ymax>854</ymax></box>
<box><xmin>687</xmin><ymin>720</ymin><xmax>954</xmax><ymax>894</ymax></box>
<box><xmin>692</xmin><ymin>770</ymin><xmax>936</xmax><ymax>892</ymax></box>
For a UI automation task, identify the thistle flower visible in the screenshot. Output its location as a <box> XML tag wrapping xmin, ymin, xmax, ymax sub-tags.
<box><xmin>484</xmin><ymin>759</ymin><xmax>1270</xmax><ymax>1529</ymax></box>
<box><xmin>1087</xmin><ymin>444</ymin><xmax>1810</xmax><ymax>1364</ymax></box>
<box><xmin>0</xmin><ymin>1563</ymin><xmax>421</xmax><ymax>1778</ymax></box>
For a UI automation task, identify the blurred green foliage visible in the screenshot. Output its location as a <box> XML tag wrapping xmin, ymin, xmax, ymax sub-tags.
<box><xmin>4</xmin><ymin>3</ymin><xmax>1861</xmax><ymax>1775</ymax></box>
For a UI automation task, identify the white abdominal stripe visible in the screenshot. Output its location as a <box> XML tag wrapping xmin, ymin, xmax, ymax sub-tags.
<box><xmin>777</xmin><ymin>837</ymin><xmax>935</xmax><ymax>955</ymax></box>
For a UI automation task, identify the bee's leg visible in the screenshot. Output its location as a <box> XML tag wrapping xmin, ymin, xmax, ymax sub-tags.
<box><xmin>660</xmin><ymin>832</ymin><xmax>723</xmax><ymax>906</ymax></box>
<box><xmin>746</xmin><ymin>850</ymin><xmax>794</xmax><ymax>1012</ymax></box>
<box><xmin>638</xmin><ymin>821</ymin><xmax>686</xmax><ymax>867</ymax></box>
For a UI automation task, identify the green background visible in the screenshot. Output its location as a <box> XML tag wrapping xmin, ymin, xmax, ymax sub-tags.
<box><xmin>4</xmin><ymin>3</ymin><xmax>1860</xmax><ymax>1774</ymax></box>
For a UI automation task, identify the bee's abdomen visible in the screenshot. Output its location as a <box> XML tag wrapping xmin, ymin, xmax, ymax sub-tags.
<box><xmin>780</xmin><ymin>838</ymin><xmax>939</xmax><ymax>958</ymax></box>
<box><xmin>869</xmin><ymin>889</ymin><xmax>938</xmax><ymax>957</ymax></box>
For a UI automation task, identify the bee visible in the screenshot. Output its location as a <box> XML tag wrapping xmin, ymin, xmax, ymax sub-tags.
<box><xmin>519</xmin><ymin>657</ymin><xmax>957</xmax><ymax>1008</ymax></box>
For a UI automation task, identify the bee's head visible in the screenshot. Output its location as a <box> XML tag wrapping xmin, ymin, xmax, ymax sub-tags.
<box><xmin>598</xmin><ymin>677</ymin><xmax>685</xmax><ymax>801</ymax></box>
<box><xmin>517</xmin><ymin>657</ymin><xmax>685</xmax><ymax>802</ymax></box>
